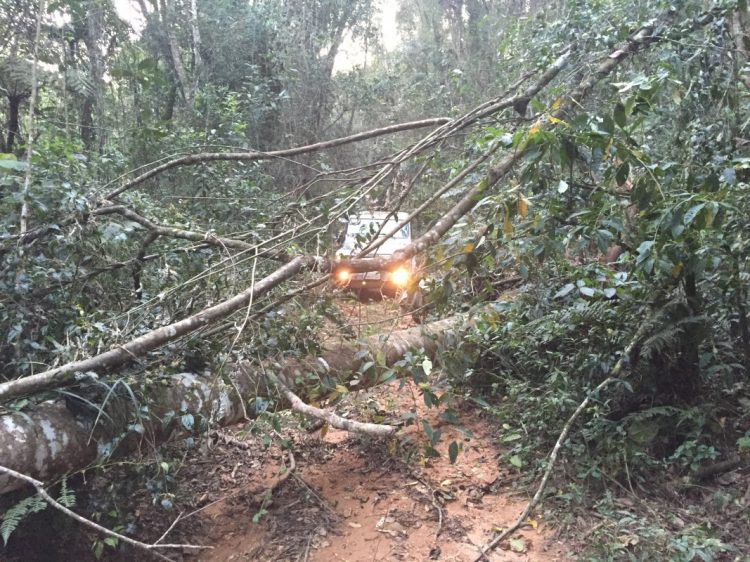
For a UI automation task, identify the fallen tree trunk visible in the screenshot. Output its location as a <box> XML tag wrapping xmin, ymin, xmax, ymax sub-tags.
<box><xmin>0</xmin><ymin>314</ymin><xmax>467</xmax><ymax>495</ymax></box>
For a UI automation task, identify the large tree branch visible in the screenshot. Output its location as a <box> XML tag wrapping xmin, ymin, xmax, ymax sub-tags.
<box><xmin>0</xmin><ymin>15</ymin><xmax>697</xmax><ymax>403</ymax></box>
<box><xmin>104</xmin><ymin>118</ymin><xmax>451</xmax><ymax>199</ymax></box>
<box><xmin>0</xmin><ymin>49</ymin><xmax>575</xmax><ymax>403</ymax></box>
<box><xmin>0</xmin><ymin>255</ymin><xmax>320</xmax><ymax>402</ymax></box>
<box><xmin>94</xmin><ymin>204</ymin><xmax>291</xmax><ymax>260</ymax></box>
<box><xmin>267</xmin><ymin>371</ymin><xmax>396</xmax><ymax>436</ymax></box>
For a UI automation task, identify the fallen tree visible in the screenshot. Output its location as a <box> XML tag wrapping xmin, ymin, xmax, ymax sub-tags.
<box><xmin>0</xmin><ymin>47</ymin><xmax>572</xmax><ymax>403</ymax></box>
<box><xmin>0</xmin><ymin>313</ymin><xmax>466</xmax><ymax>494</ymax></box>
<box><xmin>0</xmin><ymin>2</ymin><xmax>723</xmax><ymax>496</ymax></box>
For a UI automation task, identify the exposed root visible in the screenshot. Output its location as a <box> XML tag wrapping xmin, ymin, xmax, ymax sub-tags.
<box><xmin>252</xmin><ymin>450</ymin><xmax>296</xmax><ymax>505</ymax></box>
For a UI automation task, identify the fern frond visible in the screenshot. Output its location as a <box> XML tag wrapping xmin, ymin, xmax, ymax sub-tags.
<box><xmin>58</xmin><ymin>477</ymin><xmax>76</xmax><ymax>509</ymax></box>
<box><xmin>64</xmin><ymin>68</ymin><xmax>96</xmax><ymax>98</ymax></box>
<box><xmin>1</xmin><ymin>493</ymin><xmax>47</xmax><ymax>545</ymax></box>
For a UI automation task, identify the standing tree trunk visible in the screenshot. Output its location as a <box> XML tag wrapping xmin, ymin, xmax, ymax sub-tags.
<box><xmin>189</xmin><ymin>0</ymin><xmax>202</xmax><ymax>81</ymax></box>
<box><xmin>4</xmin><ymin>94</ymin><xmax>22</xmax><ymax>153</ymax></box>
<box><xmin>159</xmin><ymin>0</ymin><xmax>191</xmax><ymax>105</ymax></box>
<box><xmin>80</xmin><ymin>1</ymin><xmax>105</xmax><ymax>151</ymax></box>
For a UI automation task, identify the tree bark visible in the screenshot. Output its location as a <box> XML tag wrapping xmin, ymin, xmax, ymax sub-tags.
<box><xmin>0</xmin><ymin>314</ymin><xmax>465</xmax><ymax>494</ymax></box>
<box><xmin>81</xmin><ymin>0</ymin><xmax>105</xmax><ymax>151</ymax></box>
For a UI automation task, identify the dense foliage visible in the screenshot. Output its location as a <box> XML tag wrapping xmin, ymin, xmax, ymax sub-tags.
<box><xmin>0</xmin><ymin>0</ymin><xmax>749</xmax><ymax>559</ymax></box>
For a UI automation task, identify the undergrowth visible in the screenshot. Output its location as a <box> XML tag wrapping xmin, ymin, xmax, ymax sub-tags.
<box><xmin>437</xmin><ymin>265</ymin><xmax>750</xmax><ymax>561</ymax></box>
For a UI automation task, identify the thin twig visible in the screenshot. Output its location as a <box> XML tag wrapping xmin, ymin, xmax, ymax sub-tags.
<box><xmin>154</xmin><ymin>512</ymin><xmax>183</xmax><ymax>545</ymax></box>
<box><xmin>0</xmin><ymin>465</ymin><xmax>211</xmax><ymax>561</ymax></box>
<box><xmin>410</xmin><ymin>472</ymin><xmax>444</xmax><ymax>539</ymax></box>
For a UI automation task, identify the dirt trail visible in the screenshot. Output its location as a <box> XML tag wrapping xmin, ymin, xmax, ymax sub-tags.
<box><xmin>185</xmin><ymin>376</ymin><xmax>567</xmax><ymax>562</ymax></box>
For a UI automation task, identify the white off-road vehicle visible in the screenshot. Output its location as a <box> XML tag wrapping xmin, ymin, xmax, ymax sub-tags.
<box><xmin>333</xmin><ymin>211</ymin><xmax>425</xmax><ymax>320</ymax></box>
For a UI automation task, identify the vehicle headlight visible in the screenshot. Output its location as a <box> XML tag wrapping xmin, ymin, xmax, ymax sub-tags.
<box><xmin>390</xmin><ymin>266</ymin><xmax>410</xmax><ymax>287</ymax></box>
<box><xmin>335</xmin><ymin>267</ymin><xmax>352</xmax><ymax>283</ymax></box>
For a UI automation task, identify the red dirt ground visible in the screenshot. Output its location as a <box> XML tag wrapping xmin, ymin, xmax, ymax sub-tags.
<box><xmin>182</xmin><ymin>377</ymin><xmax>568</xmax><ymax>562</ymax></box>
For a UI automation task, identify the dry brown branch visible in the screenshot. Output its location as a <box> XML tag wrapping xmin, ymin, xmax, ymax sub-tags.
<box><xmin>266</xmin><ymin>371</ymin><xmax>396</xmax><ymax>436</ymax></box>
<box><xmin>409</xmin><ymin>472</ymin><xmax>444</xmax><ymax>539</ymax></box>
<box><xmin>693</xmin><ymin>457</ymin><xmax>743</xmax><ymax>481</ymax></box>
<box><xmin>0</xmin><ymin>464</ymin><xmax>211</xmax><ymax>561</ymax></box>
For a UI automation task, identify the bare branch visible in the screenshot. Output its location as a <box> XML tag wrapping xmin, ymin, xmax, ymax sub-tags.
<box><xmin>266</xmin><ymin>371</ymin><xmax>397</xmax><ymax>436</ymax></box>
<box><xmin>94</xmin><ymin>204</ymin><xmax>291</xmax><ymax>259</ymax></box>
<box><xmin>0</xmin><ymin>255</ymin><xmax>319</xmax><ymax>402</ymax></box>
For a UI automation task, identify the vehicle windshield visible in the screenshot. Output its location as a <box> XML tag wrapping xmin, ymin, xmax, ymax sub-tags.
<box><xmin>339</xmin><ymin>214</ymin><xmax>412</xmax><ymax>256</ymax></box>
<box><xmin>347</xmin><ymin>219</ymin><xmax>409</xmax><ymax>240</ymax></box>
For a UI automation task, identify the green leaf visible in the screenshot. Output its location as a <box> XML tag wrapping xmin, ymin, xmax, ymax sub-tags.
<box><xmin>636</xmin><ymin>240</ymin><xmax>654</xmax><ymax>256</ymax></box>
<box><xmin>615</xmin><ymin>161</ymin><xmax>630</xmax><ymax>186</ymax></box>
<box><xmin>378</xmin><ymin>370</ymin><xmax>395</xmax><ymax>383</ymax></box>
<box><xmin>579</xmin><ymin>286</ymin><xmax>596</xmax><ymax>297</ymax></box>
<box><xmin>553</xmin><ymin>283</ymin><xmax>575</xmax><ymax>299</ymax></box>
<box><xmin>424</xmin><ymin>445</ymin><xmax>440</xmax><ymax>458</ymax></box>
<box><xmin>613</xmin><ymin>103</ymin><xmax>627</xmax><ymax>128</ymax></box>
<box><xmin>509</xmin><ymin>455</ymin><xmax>523</xmax><ymax>468</ymax></box>
<box><xmin>0</xmin><ymin>156</ymin><xmax>27</xmax><ymax>171</ymax></box>
<box><xmin>1</xmin><ymin>495</ymin><xmax>47</xmax><ymax>545</ymax></box>
<box><xmin>181</xmin><ymin>413</ymin><xmax>194</xmax><ymax>431</ymax></box>
<box><xmin>683</xmin><ymin>203</ymin><xmax>705</xmax><ymax>226</ymax></box>
<box><xmin>448</xmin><ymin>441</ymin><xmax>459</xmax><ymax>464</ymax></box>
<box><xmin>509</xmin><ymin>538</ymin><xmax>526</xmax><ymax>552</ymax></box>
